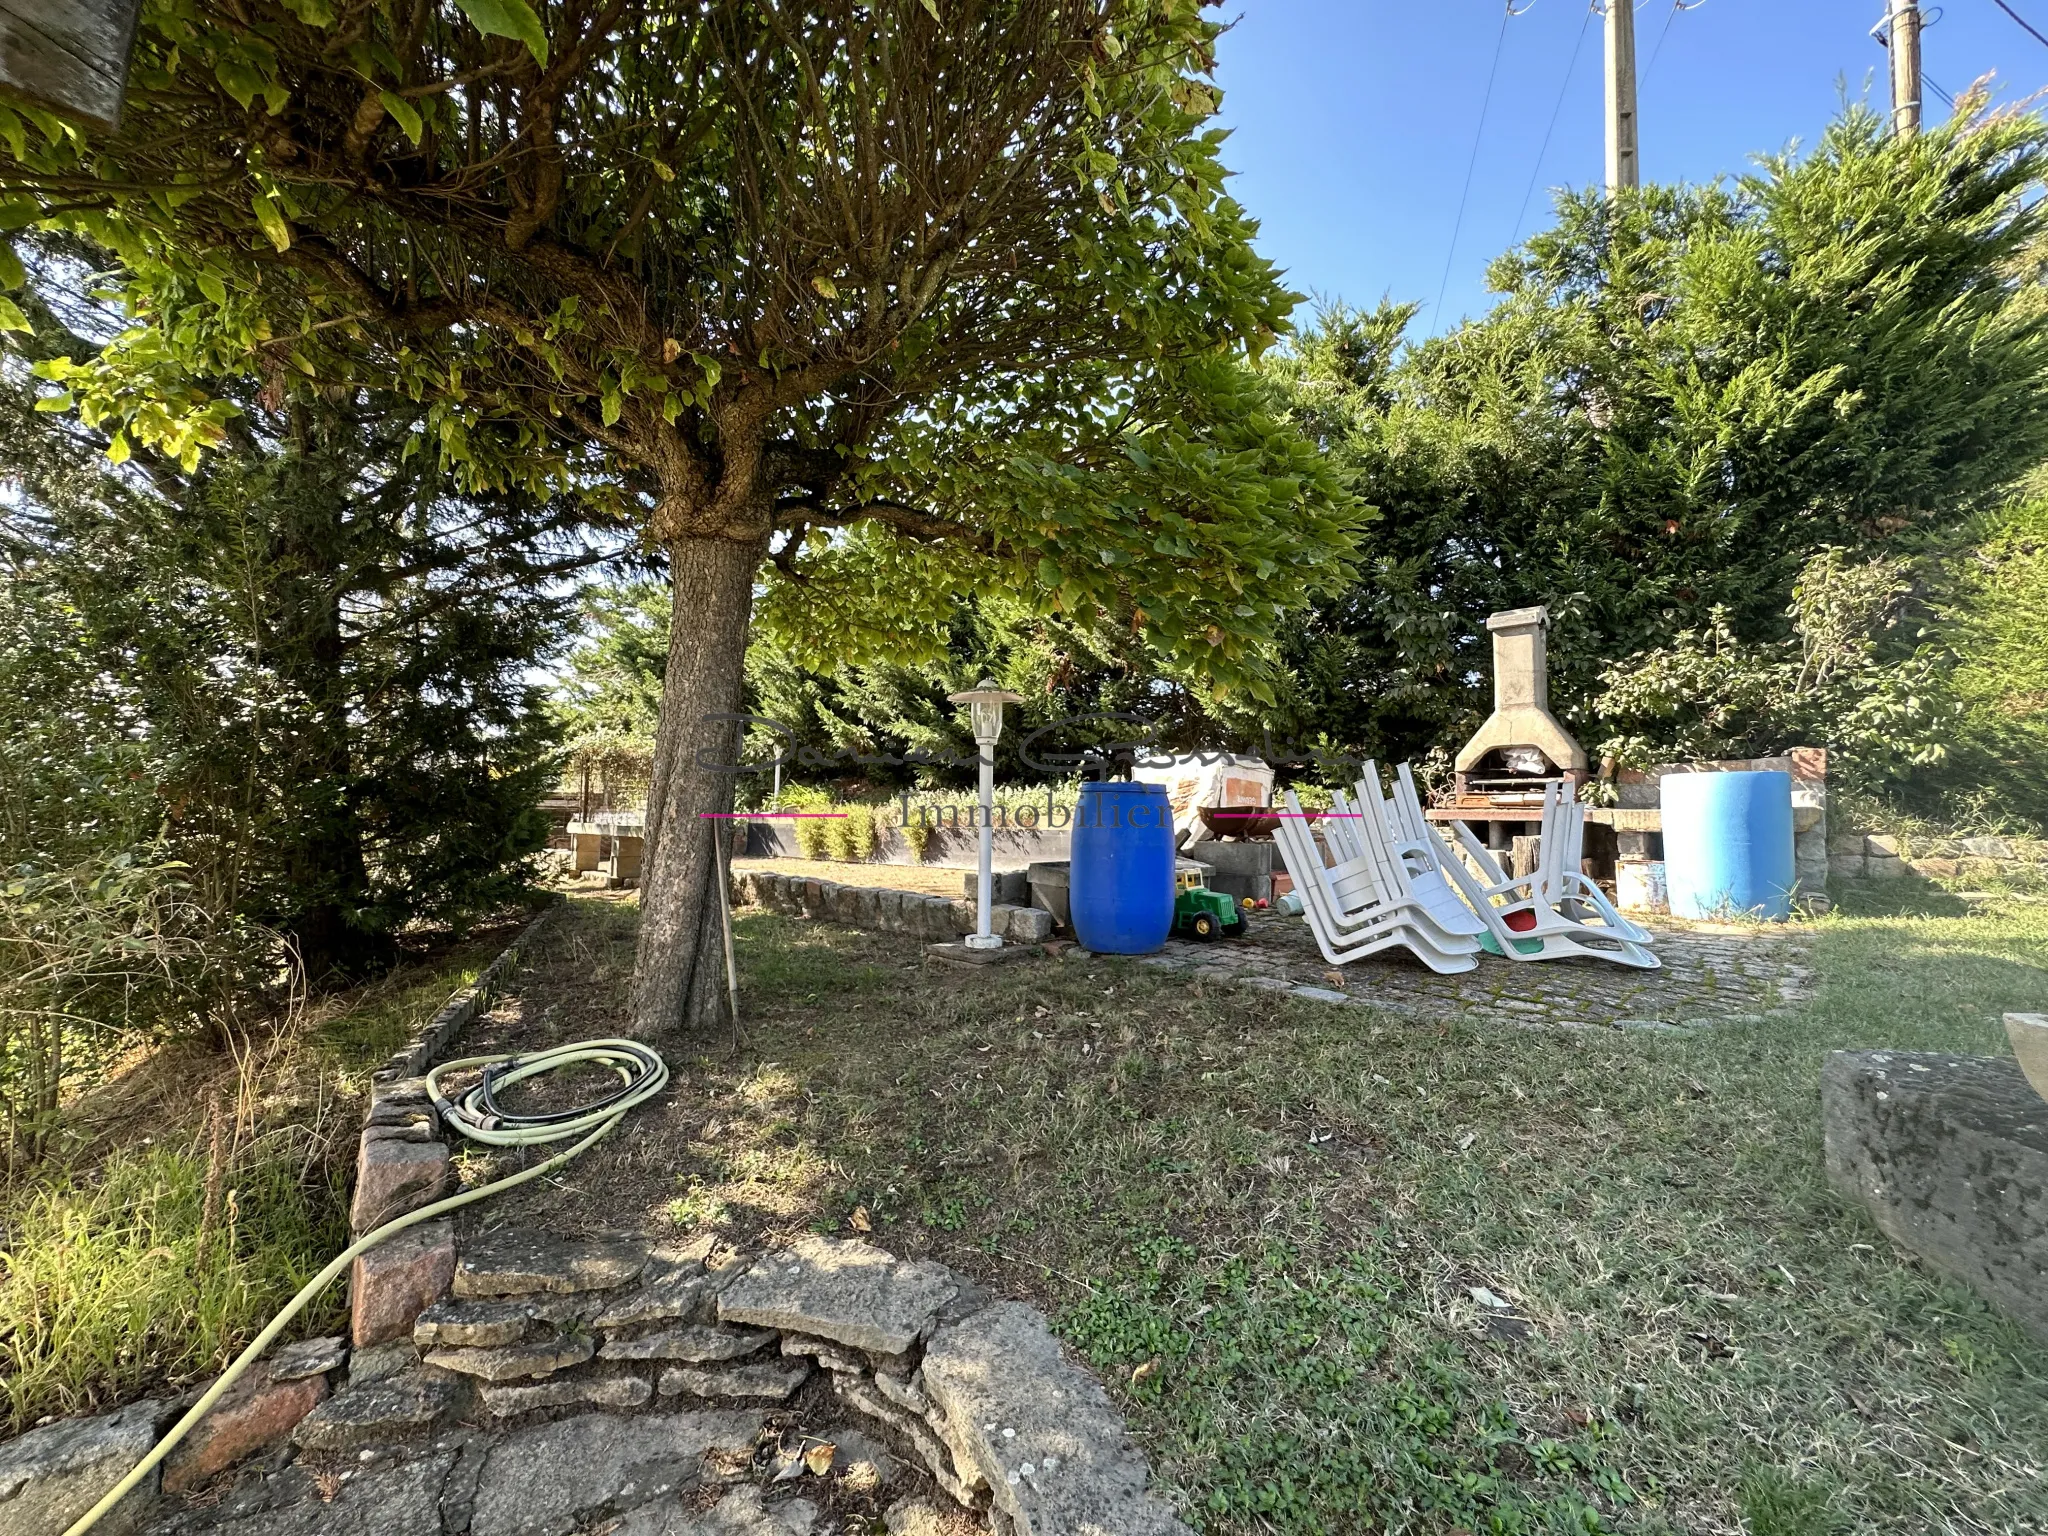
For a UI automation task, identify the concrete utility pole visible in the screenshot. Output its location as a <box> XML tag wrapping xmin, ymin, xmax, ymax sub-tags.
<box><xmin>1605</xmin><ymin>0</ymin><xmax>1640</xmax><ymax>193</ymax></box>
<box><xmin>1887</xmin><ymin>0</ymin><xmax>1923</xmax><ymax>137</ymax></box>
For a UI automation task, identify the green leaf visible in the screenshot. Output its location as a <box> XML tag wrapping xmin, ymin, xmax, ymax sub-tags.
<box><xmin>919</xmin><ymin>0</ymin><xmax>939</xmax><ymax>18</ymax></box>
<box><xmin>0</xmin><ymin>242</ymin><xmax>22</xmax><ymax>291</ymax></box>
<box><xmin>251</xmin><ymin>194</ymin><xmax>292</xmax><ymax>253</ymax></box>
<box><xmin>33</xmin><ymin>390</ymin><xmax>74</xmax><ymax>412</ymax></box>
<box><xmin>379</xmin><ymin>90</ymin><xmax>423</xmax><ymax>145</ymax></box>
<box><xmin>452</xmin><ymin>0</ymin><xmax>549</xmax><ymax>65</ymax></box>
<box><xmin>106</xmin><ymin>431</ymin><xmax>132</xmax><ymax>465</ymax></box>
<box><xmin>0</xmin><ymin>295</ymin><xmax>27</xmax><ymax>334</ymax></box>
<box><xmin>0</xmin><ymin>194</ymin><xmax>36</xmax><ymax>231</ymax></box>
<box><xmin>197</xmin><ymin>272</ymin><xmax>228</xmax><ymax>307</ymax></box>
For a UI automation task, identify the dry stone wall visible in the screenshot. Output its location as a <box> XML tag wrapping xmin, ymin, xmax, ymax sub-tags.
<box><xmin>1828</xmin><ymin>832</ymin><xmax>2048</xmax><ymax>887</ymax></box>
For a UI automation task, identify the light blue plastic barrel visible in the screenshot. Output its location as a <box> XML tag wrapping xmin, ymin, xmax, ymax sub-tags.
<box><xmin>1661</xmin><ymin>770</ymin><xmax>1796</xmax><ymax>921</ymax></box>
<box><xmin>1068</xmin><ymin>782</ymin><xmax>1175</xmax><ymax>954</ymax></box>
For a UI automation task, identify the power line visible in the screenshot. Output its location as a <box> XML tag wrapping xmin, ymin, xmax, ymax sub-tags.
<box><xmin>1433</xmin><ymin>2</ymin><xmax>1514</xmax><ymax>332</ymax></box>
<box><xmin>1514</xmin><ymin>2</ymin><xmax>1597</xmax><ymax>241</ymax></box>
<box><xmin>1643</xmin><ymin>0</ymin><xmax>1705</xmax><ymax>85</ymax></box>
<box><xmin>1992</xmin><ymin>0</ymin><xmax>2048</xmax><ymax>51</ymax></box>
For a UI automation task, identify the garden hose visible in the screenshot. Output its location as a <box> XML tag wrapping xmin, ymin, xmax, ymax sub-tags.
<box><xmin>62</xmin><ymin>1037</ymin><xmax>670</xmax><ymax>1536</ymax></box>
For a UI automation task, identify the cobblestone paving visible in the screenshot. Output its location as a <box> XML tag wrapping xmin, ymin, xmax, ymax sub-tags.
<box><xmin>1132</xmin><ymin>912</ymin><xmax>1813</xmax><ymax>1031</ymax></box>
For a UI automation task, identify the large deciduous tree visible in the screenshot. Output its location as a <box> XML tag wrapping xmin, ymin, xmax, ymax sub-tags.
<box><xmin>0</xmin><ymin>0</ymin><xmax>1360</xmax><ymax>1035</ymax></box>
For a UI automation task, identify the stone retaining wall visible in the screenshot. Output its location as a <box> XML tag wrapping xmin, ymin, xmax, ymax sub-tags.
<box><xmin>1828</xmin><ymin>832</ymin><xmax>2048</xmax><ymax>886</ymax></box>
<box><xmin>734</xmin><ymin>870</ymin><xmax>1054</xmax><ymax>945</ymax></box>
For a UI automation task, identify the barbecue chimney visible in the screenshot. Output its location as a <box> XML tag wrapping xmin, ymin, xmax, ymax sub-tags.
<box><xmin>1454</xmin><ymin>606</ymin><xmax>1587</xmax><ymax>778</ymax></box>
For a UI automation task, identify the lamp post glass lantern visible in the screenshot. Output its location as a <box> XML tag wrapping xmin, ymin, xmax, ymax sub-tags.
<box><xmin>947</xmin><ymin>678</ymin><xmax>1024</xmax><ymax>948</ymax></box>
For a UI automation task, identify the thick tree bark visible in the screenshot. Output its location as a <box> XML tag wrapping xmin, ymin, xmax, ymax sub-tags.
<box><xmin>631</xmin><ymin>532</ymin><xmax>765</xmax><ymax>1040</ymax></box>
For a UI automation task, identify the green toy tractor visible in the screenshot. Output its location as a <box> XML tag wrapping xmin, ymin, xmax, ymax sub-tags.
<box><xmin>1173</xmin><ymin>865</ymin><xmax>1247</xmax><ymax>941</ymax></box>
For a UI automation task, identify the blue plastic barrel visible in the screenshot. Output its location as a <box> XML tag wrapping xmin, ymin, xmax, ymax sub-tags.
<box><xmin>1661</xmin><ymin>770</ymin><xmax>1796</xmax><ymax>921</ymax></box>
<box><xmin>1067</xmin><ymin>782</ymin><xmax>1175</xmax><ymax>954</ymax></box>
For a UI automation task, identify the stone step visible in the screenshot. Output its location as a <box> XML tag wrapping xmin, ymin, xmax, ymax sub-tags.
<box><xmin>454</xmin><ymin>1231</ymin><xmax>648</xmax><ymax>1298</ymax></box>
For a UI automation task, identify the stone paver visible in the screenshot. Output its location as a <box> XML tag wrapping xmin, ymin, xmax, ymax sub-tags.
<box><xmin>719</xmin><ymin>1236</ymin><xmax>957</xmax><ymax>1355</ymax></box>
<box><xmin>469</xmin><ymin>1410</ymin><xmax>764</xmax><ymax>1536</ymax></box>
<box><xmin>153</xmin><ymin>1448</ymin><xmax>459</xmax><ymax>1535</ymax></box>
<box><xmin>1138</xmin><ymin>911</ymin><xmax>1808</xmax><ymax>1031</ymax></box>
<box><xmin>656</xmin><ymin>1360</ymin><xmax>810</xmax><ymax>1401</ymax></box>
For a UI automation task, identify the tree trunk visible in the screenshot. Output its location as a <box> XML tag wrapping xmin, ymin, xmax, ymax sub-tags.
<box><xmin>632</xmin><ymin>532</ymin><xmax>764</xmax><ymax>1040</ymax></box>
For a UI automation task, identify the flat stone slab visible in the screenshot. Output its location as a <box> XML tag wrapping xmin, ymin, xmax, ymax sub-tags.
<box><xmin>290</xmin><ymin>1370</ymin><xmax>462</xmax><ymax>1454</ymax></box>
<box><xmin>1823</xmin><ymin>1050</ymin><xmax>2048</xmax><ymax>1343</ymax></box>
<box><xmin>601</xmin><ymin>1324</ymin><xmax>775</xmax><ymax>1363</ymax></box>
<box><xmin>479</xmin><ymin>1373</ymin><xmax>653</xmax><ymax>1416</ymax></box>
<box><xmin>456</xmin><ymin>1231</ymin><xmax>648</xmax><ymax>1297</ymax></box>
<box><xmin>596</xmin><ymin>1263</ymin><xmax>716</xmax><ymax>1330</ymax></box>
<box><xmin>921</xmin><ymin>1302</ymin><xmax>1192</xmax><ymax>1536</ymax></box>
<box><xmin>148</xmin><ymin>1448</ymin><xmax>458</xmax><ymax>1536</ymax></box>
<box><xmin>718</xmin><ymin>1236</ymin><xmax>958</xmax><ymax>1355</ymax></box>
<box><xmin>424</xmin><ymin>1334</ymin><xmax>595</xmax><ymax>1382</ymax></box>
<box><xmin>0</xmin><ymin>1398</ymin><xmax>166</xmax><ymax>1536</ymax></box>
<box><xmin>267</xmin><ymin>1335</ymin><xmax>347</xmax><ymax>1383</ymax></box>
<box><xmin>469</xmin><ymin>1410</ymin><xmax>765</xmax><ymax>1536</ymax></box>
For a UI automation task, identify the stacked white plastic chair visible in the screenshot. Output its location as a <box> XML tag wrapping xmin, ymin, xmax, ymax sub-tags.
<box><xmin>1269</xmin><ymin>787</ymin><xmax>1484</xmax><ymax>974</ymax></box>
<box><xmin>1388</xmin><ymin>764</ymin><xmax>1661</xmax><ymax>970</ymax></box>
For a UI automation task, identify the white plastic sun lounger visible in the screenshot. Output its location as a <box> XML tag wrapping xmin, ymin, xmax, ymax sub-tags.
<box><xmin>1272</xmin><ymin>793</ymin><xmax>1481</xmax><ymax>973</ymax></box>
<box><xmin>1390</xmin><ymin>766</ymin><xmax>1661</xmax><ymax>970</ymax></box>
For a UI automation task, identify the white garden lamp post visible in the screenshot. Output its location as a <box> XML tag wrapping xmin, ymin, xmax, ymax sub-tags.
<box><xmin>948</xmin><ymin>678</ymin><xmax>1024</xmax><ymax>950</ymax></box>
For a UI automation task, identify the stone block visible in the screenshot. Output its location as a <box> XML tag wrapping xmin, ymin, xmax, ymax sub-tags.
<box><xmin>1866</xmin><ymin>833</ymin><xmax>1903</xmax><ymax>857</ymax></box>
<box><xmin>1912</xmin><ymin>858</ymin><xmax>1961</xmax><ymax>879</ymax></box>
<box><xmin>802</xmin><ymin>879</ymin><xmax>824</xmax><ymax>915</ymax></box>
<box><xmin>423</xmin><ymin>1333</ymin><xmax>595</xmax><ymax>1382</ymax></box>
<box><xmin>478</xmin><ymin>1373</ymin><xmax>653</xmax><ymax>1416</ymax></box>
<box><xmin>351</xmin><ymin>1219</ymin><xmax>455</xmax><ymax>1346</ymax></box>
<box><xmin>946</xmin><ymin>898</ymin><xmax>976</xmax><ymax>936</ymax></box>
<box><xmin>164</xmin><ymin>1370</ymin><xmax>328</xmax><ymax>1491</ymax></box>
<box><xmin>996</xmin><ymin>905</ymin><xmax>1054</xmax><ymax>944</ymax></box>
<box><xmin>414</xmin><ymin>1297</ymin><xmax>543</xmax><ymax>1350</ymax></box>
<box><xmin>351</xmin><ymin>1126</ymin><xmax>453</xmax><ymax>1233</ymax></box>
<box><xmin>720</xmin><ymin>1235</ymin><xmax>958</xmax><ymax>1356</ymax></box>
<box><xmin>349</xmin><ymin>1338</ymin><xmax>419</xmax><ymax>1384</ymax></box>
<box><xmin>1828</xmin><ymin>832</ymin><xmax>1867</xmax><ymax>857</ymax></box>
<box><xmin>655</xmin><ymin>1360</ymin><xmax>811</xmax><ymax>1401</ymax></box>
<box><xmin>455</xmin><ymin>1230</ymin><xmax>647</xmax><ymax>1298</ymax></box>
<box><xmin>0</xmin><ymin>1399</ymin><xmax>166</xmax><ymax>1536</ymax></box>
<box><xmin>921</xmin><ymin>1302</ymin><xmax>1192</xmax><ymax>1536</ymax></box>
<box><xmin>1830</xmin><ymin>853</ymin><xmax>1866</xmax><ymax>880</ymax></box>
<box><xmin>291</xmin><ymin>1369</ymin><xmax>463</xmax><ymax>1454</ymax></box>
<box><xmin>1822</xmin><ymin>1050</ymin><xmax>2048</xmax><ymax>1345</ymax></box>
<box><xmin>268</xmin><ymin>1335</ymin><xmax>347</xmax><ymax>1382</ymax></box>
<box><xmin>1963</xmin><ymin>836</ymin><xmax>2015</xmax><ymax>860</ymax></box>
<box><xmin>1866</xmin><ymin>854</ymin><xmax>1907</xmax><ymax>880</ymax></box>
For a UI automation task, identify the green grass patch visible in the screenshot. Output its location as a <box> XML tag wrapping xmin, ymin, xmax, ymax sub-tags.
<box><xmin>649</xmin><ymin>898</ymin><xmax>2048</xmax><ymax>1533</ymax></box>
<box><xmin>0</xmin><ymin>1144</ymin><xmax>348</xmax><ymax>1432</ymax></box>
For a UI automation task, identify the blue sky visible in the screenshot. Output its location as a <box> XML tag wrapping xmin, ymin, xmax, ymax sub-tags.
<box><xmin>1213</xmin><ymin>0</ymin><xmax>2048</xmax><ymax>333</ymax></box>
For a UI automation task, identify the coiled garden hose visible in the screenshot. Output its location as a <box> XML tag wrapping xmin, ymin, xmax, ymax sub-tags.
<box><xmin>62</xmin><ymin>1037</ymin><xmax>669</xmax><ymax>1536</ymax></box>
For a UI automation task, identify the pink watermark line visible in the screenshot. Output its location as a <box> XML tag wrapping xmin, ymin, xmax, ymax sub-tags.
<box><xmin>1207</xmin><ymin>810</ymin><xmax>1362</xmax><ymax>819</ymax></box>
<box><xmin>696</xmin><ymin>811</ymin><xmax>848</xmax><ymax>819</ymax></box>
